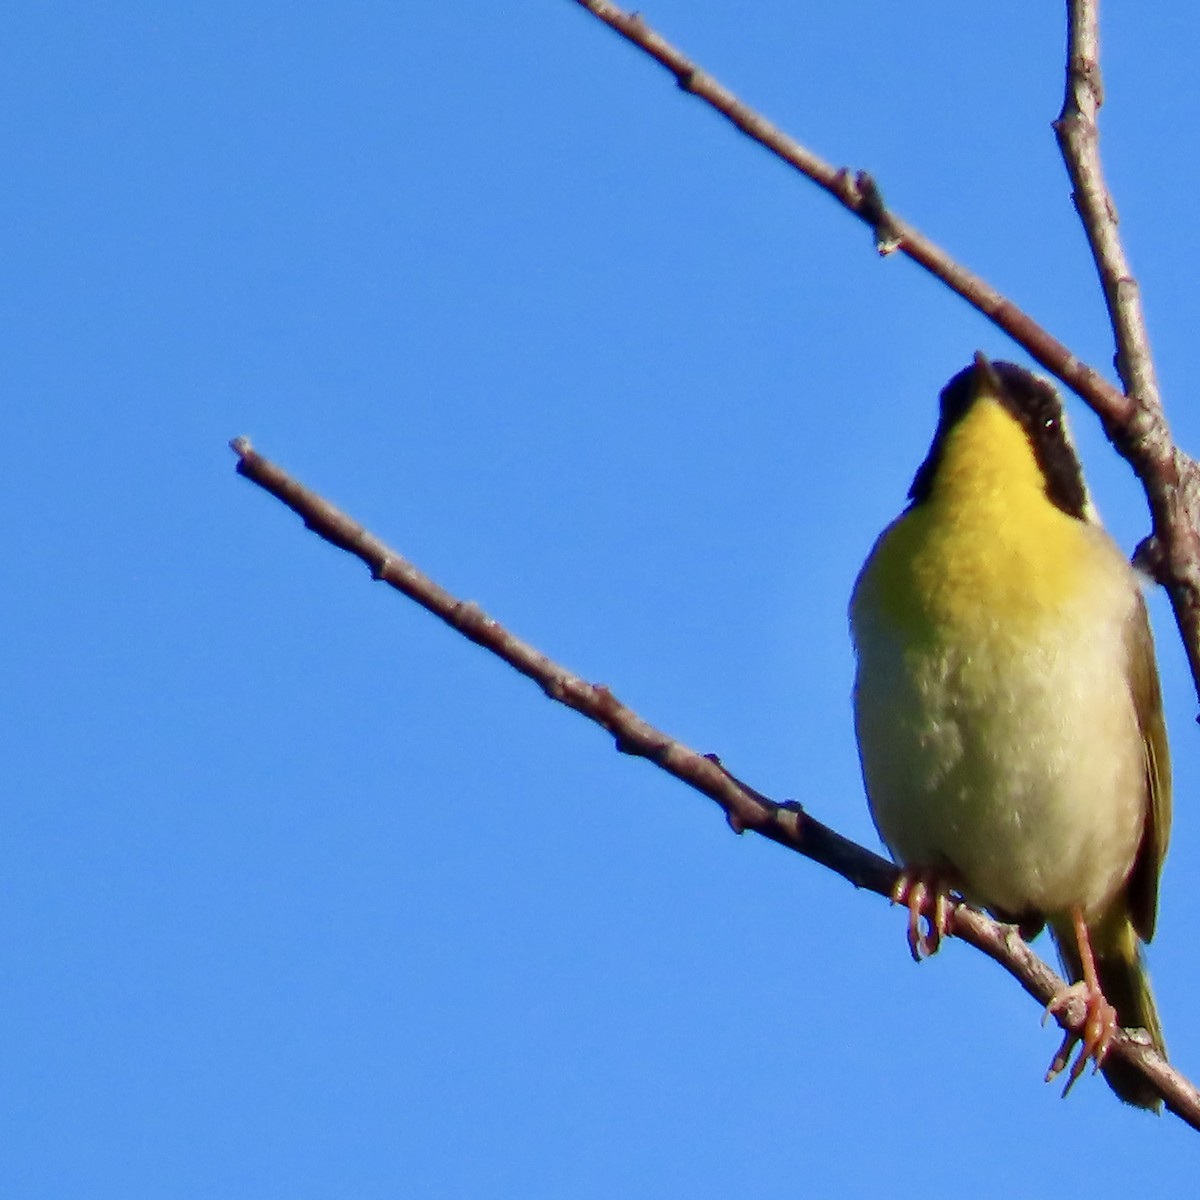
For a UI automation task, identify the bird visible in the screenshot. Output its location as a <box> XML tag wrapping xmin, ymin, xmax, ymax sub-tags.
<box><xmin>849</xmin><ymin>354</ymin><xmax>1170</xmax><ymax>1108</ymax></box>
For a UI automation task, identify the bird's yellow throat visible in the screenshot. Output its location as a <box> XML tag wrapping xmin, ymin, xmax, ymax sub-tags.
<box><xmin>865</xmin><ymin>395</ymin><xmax>1092</xmax><ymax>641</ymax></box>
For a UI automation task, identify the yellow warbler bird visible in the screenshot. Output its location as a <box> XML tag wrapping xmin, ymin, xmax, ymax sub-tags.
<box><xmin>850</xmin><ymin>355</ymin><xmax>1169</xmax><ymax>1108</ymax></box>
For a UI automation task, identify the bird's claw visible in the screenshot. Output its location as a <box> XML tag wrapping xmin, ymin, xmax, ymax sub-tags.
<box><xmin>891</xmin><ymin>869</ymin><xmax>956</xmax><ymax>962</ymax></box>
<box><xmin>1043</xmin><ymin>980</ymin><xmax>1117</xmax><ymax>1097</ymax></box>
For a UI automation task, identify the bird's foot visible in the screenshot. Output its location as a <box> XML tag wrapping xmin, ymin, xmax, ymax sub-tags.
<box><xmin>890</xmin><ymin>869</ymin><xmax>956</xmax><ymax>962</ymax></box>
<box><xmin>1043</xmin><ymin>979</ymin><xmax>1118</xmax><ymax>1097</ymax></box>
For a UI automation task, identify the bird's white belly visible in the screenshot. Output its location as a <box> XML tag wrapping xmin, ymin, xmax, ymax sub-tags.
<box><xmin>852</xmin><ymin>614</ymin><xmax>1145</xmax><ymax>922</ymax></box>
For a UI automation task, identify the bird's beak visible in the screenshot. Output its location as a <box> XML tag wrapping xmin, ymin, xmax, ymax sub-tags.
<box><xmin>972</xmin><ymin>351</ymin><xmax>1005</xmax><ymax>399</ymax></box>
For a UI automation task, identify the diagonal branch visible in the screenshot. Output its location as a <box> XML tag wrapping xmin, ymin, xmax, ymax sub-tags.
<box><xmin>564</xmin><ymin>0</ymin><xmax>1200</xmax><ymax>708</ymax></box>
<box><xmin>565</xmin><ymin>0</ymin><xmax>1129</xmax><ymax>427</ymax></box>
<box><xmin>230</xmin><ymin>436</ymin><xmax>1200</xmax><ymax>1128</ymax></box>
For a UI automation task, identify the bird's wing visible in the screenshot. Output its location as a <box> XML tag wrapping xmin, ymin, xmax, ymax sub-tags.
<box><xmin>1124</xmin><ymin>589</ymin><xmax>1171</xmax><ymax>942</ymax></box>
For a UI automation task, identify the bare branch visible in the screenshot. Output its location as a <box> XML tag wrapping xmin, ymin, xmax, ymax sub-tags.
<box><xmin>1056</xmin><ymin>0</ymin><xmax>1159</xmax><ymax>416</ymax></box>
<box><xmin>230</xmin><ymin>436</ymin><xmax>1200</xmax><ymax>1127</ymax></box>
<box><xmin>565</xmin><ymin>0</ymin><xmax>1200</xmax><ymax>710</ymax></box>
<box><xmin>565</xmin><ymin>0</ymin><xmax>1128</xmax><ymax>426</ymax></box>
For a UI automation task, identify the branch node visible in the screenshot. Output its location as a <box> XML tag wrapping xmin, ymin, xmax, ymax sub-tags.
<box><xmin>854</xmin><ymin>171</ymin><xmax>903</xmax><ymax>255</ymax></box>
<box><xmin>831</xmin><ymin>167</ymin><xmax>856</xmax><ymax>205</ymax></box>
<box><xmin>1132</xmin><ymin>534</ymin><xmax>1169</xmax><ymax>586</ymax></box>
<box><xmin>778</xmin><ymin>800</ymin><xmax>806</xmax><ymax>839</ymax></box>
<box><xmin>613</xmin><ymin>732</ymin><xmax>638</xmax><ymax>755</ymax></box>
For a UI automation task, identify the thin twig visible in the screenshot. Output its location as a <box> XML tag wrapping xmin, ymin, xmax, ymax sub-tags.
<box><xmin>1056</xmin><ymin>0</ymin><xmax>1160</xmax><ymax>418</ymax></box>
<box><xmin>230</xmin><ymin>437</ymin><xmax>1200</xmax><ymax>1127</ymax></box>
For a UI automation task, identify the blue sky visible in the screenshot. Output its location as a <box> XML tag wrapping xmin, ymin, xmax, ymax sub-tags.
<box><xmin>5</xmin><ymin>2</ymin><xmax>1200</xmax><ymax>1195</ymax></box>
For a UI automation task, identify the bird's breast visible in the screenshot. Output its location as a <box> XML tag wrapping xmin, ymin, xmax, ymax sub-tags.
<box><xmin>850</xmin><ymin>504</ymin><xmax>1146</xmax><ymax>921</ymax></box>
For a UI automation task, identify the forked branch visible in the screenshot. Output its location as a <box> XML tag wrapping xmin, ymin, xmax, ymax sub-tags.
<box><xmin>566</xmin><ymin>0</ymin><xmax>1128</xmax><ymax>426</ymax></box>
<box><xmin>564</xmin><ymin>0</ymin><xmax>1200</xmax><ymax>706</ymax></box>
